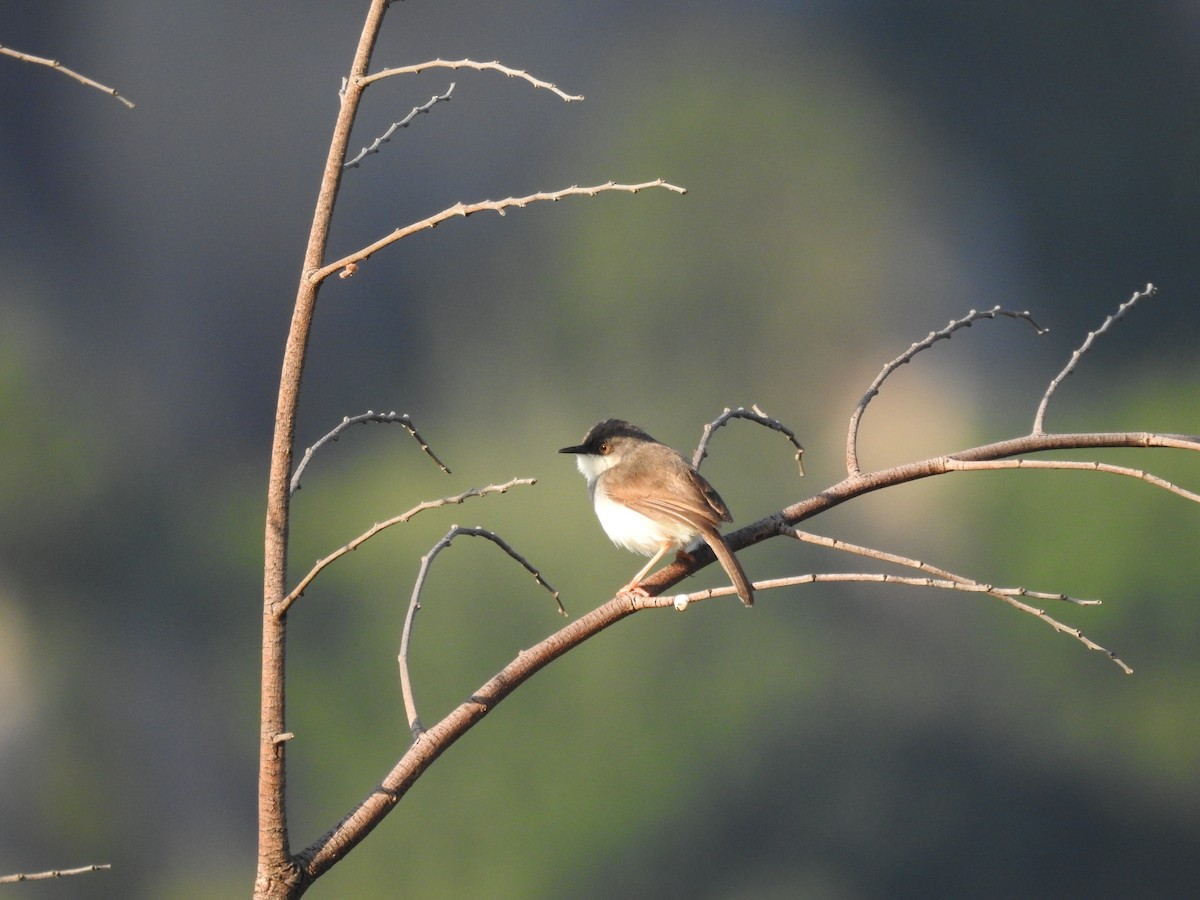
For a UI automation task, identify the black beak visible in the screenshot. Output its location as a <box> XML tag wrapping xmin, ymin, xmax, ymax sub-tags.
<box><xmin>558</xmin><ymin>443</ymin><xmax>586</xmax><ymax>454</ymax></box>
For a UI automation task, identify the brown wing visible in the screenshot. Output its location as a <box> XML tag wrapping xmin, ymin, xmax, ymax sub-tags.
<box><xmin>605</xmin><ymin>453</ymin><xmax>731</xmax><ymax>531</ymax></box>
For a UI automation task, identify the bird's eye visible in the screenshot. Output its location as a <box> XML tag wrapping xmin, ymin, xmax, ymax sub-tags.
<box><xmin>599</xmin><ymin>441</ymin><xmax>610</xmax><ymax>454</ymax></box>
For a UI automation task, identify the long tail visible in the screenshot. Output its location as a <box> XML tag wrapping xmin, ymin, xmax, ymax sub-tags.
<box><xmin>700</xmin><ymin>527</ymin><xmax>755</xmax><ymax>607</ymax></box>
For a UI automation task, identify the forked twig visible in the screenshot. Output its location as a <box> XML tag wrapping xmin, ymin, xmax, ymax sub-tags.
<box><xmin>0</xmin><ymin>45</ymin><xmax>135</xmax><ymax>108</ymax></box>
<box><xmin>787</xmin><ymin>528</ymin><xmax>1100</xmax><ymax>606</ymax></box>
<box><xmin>785</xmin><ymin>528</ymin><xmax>1130</xmax><ymax>673</ymax></box>
<box><xmin>399</xmin><ymin>525</ymin><xmax>564</xmax><ymax>738</ymax></box>
<box><xmin>692</xmin><ymin>405</ymin><xmax>805</xmax><ymax>476</ymax></box>
<box><xmin>343</xmin><ymin>83</ymin><xmax>456</xmax><ymax>168</ymax></box>
<box><xmin>1033</xmin><ymin>283</ymin><xmax>1157</xmax><ymax>434</ymax></box>
<box><xmin>313</xmin><ymin>180</ymin><xmax>687</xmax><ymax>282</ymax></box>
<box><xmin>358</xmin><ymin>58</ymin><xmax>583</xmax><ymax>102</ymax></box>
<box><xmin>847</xmin><ymin>306</ymin><xmax>1046</xmax><ymax>476</ymax></box>
<box><xmin>0</xmin><ymin>864</ymin><xmax>112</xmax><ymax>884</ymax></box>
<box><xmin>291</xmin><ymin>411</ymin><xmax>450</xmax><ymax>495</ymax></box>
<box><xmin>282</xmin><ymin>478</ymin><xmax>536</xmax><ymax>611</ymax></box>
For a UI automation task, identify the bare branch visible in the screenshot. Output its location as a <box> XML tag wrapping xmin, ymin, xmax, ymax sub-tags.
<box><xmin>847</xmin><ymin>306</ymin><xmax>1046</xmax><ymax>476</ymax></box>
<box><xmin>783</xmin><ymin>529</ymin><xmax>1129</xmax><ymax>672</ymax></box>
<box><xmin>313</xmin><ymin>180</ymin><xmax>687</xmax><ymax>282</ymax></box>
<box><xmin>943</xmin><ymin>456</ymin><xmax>1200</xmax><ymax>504</ymax></box>
<box><xmin>0</xmin><ymin>44</ymin><xmax>135</xmax><ymax>108</ymax></box>
<box><xmin>358</xmin><ymin>58</ymin><xmax>583</xmax><ymax>102</ymax></box>
<box><xmin>786</xmin><ymin>529</ymin><xmax>1100</xmax><ymax>606</ymax></box>
<box><xmin>399</xmin><ymin>525</ymin><xmax>566</xmax><ymax>738</ymax></box>
<box><xmin>282</xmin><ymin>478</ymin><xmax>537</xmax><ymax>612</ymax></box>
<box><xmin>343</xmin><ymin>83</ymin><xmax>455</xmax><ymax>169</ymax></box>
<box><xmin>0</xmin><ymin>864</ymin><xmax>112</xmax><ymax>884</ymax></box>
<box><xmin>1033</xmin><ymin>283</ymin><xmax>1157</xmax><ymax>434</ymax></box>
<box><xmin>691</xmin><ymin>404</ymin><xmax>805</xmax><ymax>476</ymax></box>
<box><xmin>290</xmin><ymin>410</ymin><xmax>450</xmax><ymax>496</ymax></box>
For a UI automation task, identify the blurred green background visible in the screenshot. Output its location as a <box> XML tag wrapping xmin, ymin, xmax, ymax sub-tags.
<box><xmin>2</xmin><ymin>2</ymin><xmax>1199</xmax><ymax>897</ymax></box>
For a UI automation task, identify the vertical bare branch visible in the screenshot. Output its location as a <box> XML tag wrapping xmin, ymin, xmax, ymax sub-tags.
<box><xmin>258</xmin><ymin>2</ymin><xmax>393</xmax><ymax>896</ymax></box>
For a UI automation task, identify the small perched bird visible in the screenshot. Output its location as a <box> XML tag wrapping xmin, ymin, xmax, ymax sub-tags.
<box><xmin>559</xmin><ymin>418</ymin><xmax>754</xmax><ymax>606</ymax></box>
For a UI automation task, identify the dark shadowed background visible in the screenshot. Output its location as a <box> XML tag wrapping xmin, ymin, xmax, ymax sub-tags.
<box><xmin>2</xmin><ymin>2</ymin><xmax>1198</xmax><ymax>897</ymax></box>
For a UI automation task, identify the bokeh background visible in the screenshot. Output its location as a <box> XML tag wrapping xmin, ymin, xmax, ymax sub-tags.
<box><xmin>2</xmin><ymin>2</ymin><xmax>1199</xmax><ymax>897</ymax></box>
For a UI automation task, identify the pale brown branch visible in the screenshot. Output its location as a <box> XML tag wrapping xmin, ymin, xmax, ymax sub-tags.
<box><xmin>786</xmin><ymin>529</ymin><xmax>1100</xmax><ymax>606</ymax></box>
<box><xmin>633</xmin><ymin>561</ymin><xmax>1128</xmax><ymax>673</ymax></box>
<box><xmin>1033</xmin><ymin>283</ymin><xmax>1157</xmax><ymax>434</ymax></box>
<box><xmin>692</xmin><ymin>404</ymin><xmax>805</xmax><ymax>476</ymax></box>
<box><xmin>399</xmin><ymin>525</ymin><xmax>565</xmax><ymax>737</ymax></box>
<box><xmin>343</xmin><ymin>83</ymin><xmax>455</xmax><ymax>169</ymax></box>
<box><xmin>943</xmin><ymin>456</ymin><xmax>1200</xmax><ymax>504</ymax></box>
<box><xmin>0</xmin><ymin>864</ymin><xmax>112</xmax><ymax>884</ymax></box>
<box><xmin>312</xmin><ymin>180</ymin><xmax>687</xmax><ymax>281</ymax></box>
<box><xmin>358</xmin><ymin>57</ymin><xmax>583</xmax><ymax>102</ymax></box>
<box><xmin>282</xmin><ymin>478</ymin><xmax>536</xmax><ymax>612</ymax></box>
<box><xmin>0</xmin><ymin>45</ymin><xmax>134</xmax><ymax>108</ymax></box>
<box><xmin>847</xmin><ymin>306</ymin><xmax>1045</xmax><ymax>476</ymax></box>
<box><xmin>290</xmin><ymin>410</ymin><xmax>450</xmax><ymax>496</ymax></box>
<box><xmin>314</xmin><ymin>181</ymin><xmax>691</xmax><ymax>282</ymax></box>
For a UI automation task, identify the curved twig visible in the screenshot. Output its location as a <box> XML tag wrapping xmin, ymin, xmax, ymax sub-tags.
<box><xmin>692</xmin><ymin>404</ymin><xmax>805</xmax><ymax>476</ymax></box>
<box><xmin>291</xmin><ymin>411</ymin><xmax>450</xmax><ymax>496</ymax></box>
<box><xmin>1032</xmin><ymin>283</ymin><xmax>1157</xmax><ymax>434</ymax></box>
<box><xmin>846</xmin><ymin>306</ymin><xmax>1045</xmax><ymax>476</ymax></box>
<box><xmin>399</xmin><ymin>525</ymin><xmax>565</xmax><ymax>738</ymax></box>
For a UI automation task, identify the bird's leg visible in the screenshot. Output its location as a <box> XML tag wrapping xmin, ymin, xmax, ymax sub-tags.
<box><xmin>621</xmin><ymin>542</ymin><xmax>673</xmax><ymax>594</ymax></box>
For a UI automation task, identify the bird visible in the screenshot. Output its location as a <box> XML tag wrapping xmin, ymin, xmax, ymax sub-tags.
<box><xmin>559</xmin><ymin>418</ymin><xmax>754</xmax><ymax>606</ymax></box>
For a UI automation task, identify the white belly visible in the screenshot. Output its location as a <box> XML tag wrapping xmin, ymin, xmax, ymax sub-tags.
<box><xmin>593</xmin><ymin>491</ymin><xmax>697</xmax><ymax>556</ymax></box>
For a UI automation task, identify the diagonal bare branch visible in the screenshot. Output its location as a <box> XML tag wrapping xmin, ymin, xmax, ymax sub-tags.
<box><xmin>782</xmin><ymin>528</ymin><xmax>1129</xmax><ymax>672</ymax></box>
<box><xmin>0</xmin><ymin>44</ymin><xmax>135</xmax><ymax>108</ymax></box>
<box><xmin>692</xmin><ymin>404</ymin><xmax>805</xmax><ymax>476</ymax></box>
<box><xmin>1033</xmin><ymin>283</ymin><xmax>1157</xmax><ymax>434</ymax></box>
<box><xmin>291</xmin><ymin>410</ymin><xmax>450</xmax><ymax>496</ymax></box>
<box><xmin>847</xmin><ymin>306</ymin><xmax>1046</xmax><ymax>476</ymax></box>
<box><xmin>282</xmin><ymin>478</ymin><xmax>537</xmax><ymax>612</ymax></box>
<box><xmin>312</xmin><ymin>180</ymin><xmax>687</xmax><ymax>282</ymax></box>
<box><xmin>358</xmin><ymin>57</ymin><xmax>583</xmax><ymax>102</ymax></box>
<box><xmin>399</xmin><ymin>525</ymin><xmax>565</xmax><ymax>738</ymax></box>
<box><xmin>343</xmin><ymin>83</ymin><xmax>456</xmax><ymax>169</ymax></box>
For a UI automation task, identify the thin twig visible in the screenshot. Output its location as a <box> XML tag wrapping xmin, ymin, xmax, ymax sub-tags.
<box><xmin>691</xmin><ymin>404</ymin><xmax>805</xmax><ymax>476</ymax></box>
<box><xmin>282</xmin><ymin>478</ymin><xmax>537</xmax><ymax>611</ymax></box>
<box><xmin>358</xmin><ymin>58</ymin><xmax>583</xmax><ymax>102</ymax></box>
<box><xmin>787</xmin><ymin>529</ymin><xmax>1100</xmax><ymax>606</ymax></box>
<box><xmin>0</xmin><ymin>45</ymin><xmax>135</xmax><ymax>108</ymax></box>
<box><xmin>783</xmin><ymin>527</ymin><xmax>1129</xmax><ymax>672</ymax></box>
<box><xmin>311</xmin><ymin>180</ymin><xmax>687</xmax><ymax>282</ymax></box>
<box><xmin>847</xmin><ymin>306</ymin><xmax>1046</xmax><ymax>476</ymax></box>
<box><xmin>0</xmin><ymin>864</ymin><xmax>112</xmax><ymax>884</ymax></box>
<box><xmin>291</xmin><ymin>411</ymin><xmax>450</xmax><ymax>496</ymax></box>
<box><xmin>399</xmin><ymin>525</ymin><xmax>565</xmax><ymax>738</ymax></box>
<box><xmin>344</xmin><ymin>83</ymin><xmax>455</xmax><ymax>168</ymax></box>
<box><xmin>943</xmin><ymin>456</ymin><xmax>1200</xmax><ymax>504</ymax></box>
<box><xmin>1033</xmin><ymin>284</ymin><xmax>1157</xmax><ymax>434</ymax></box>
